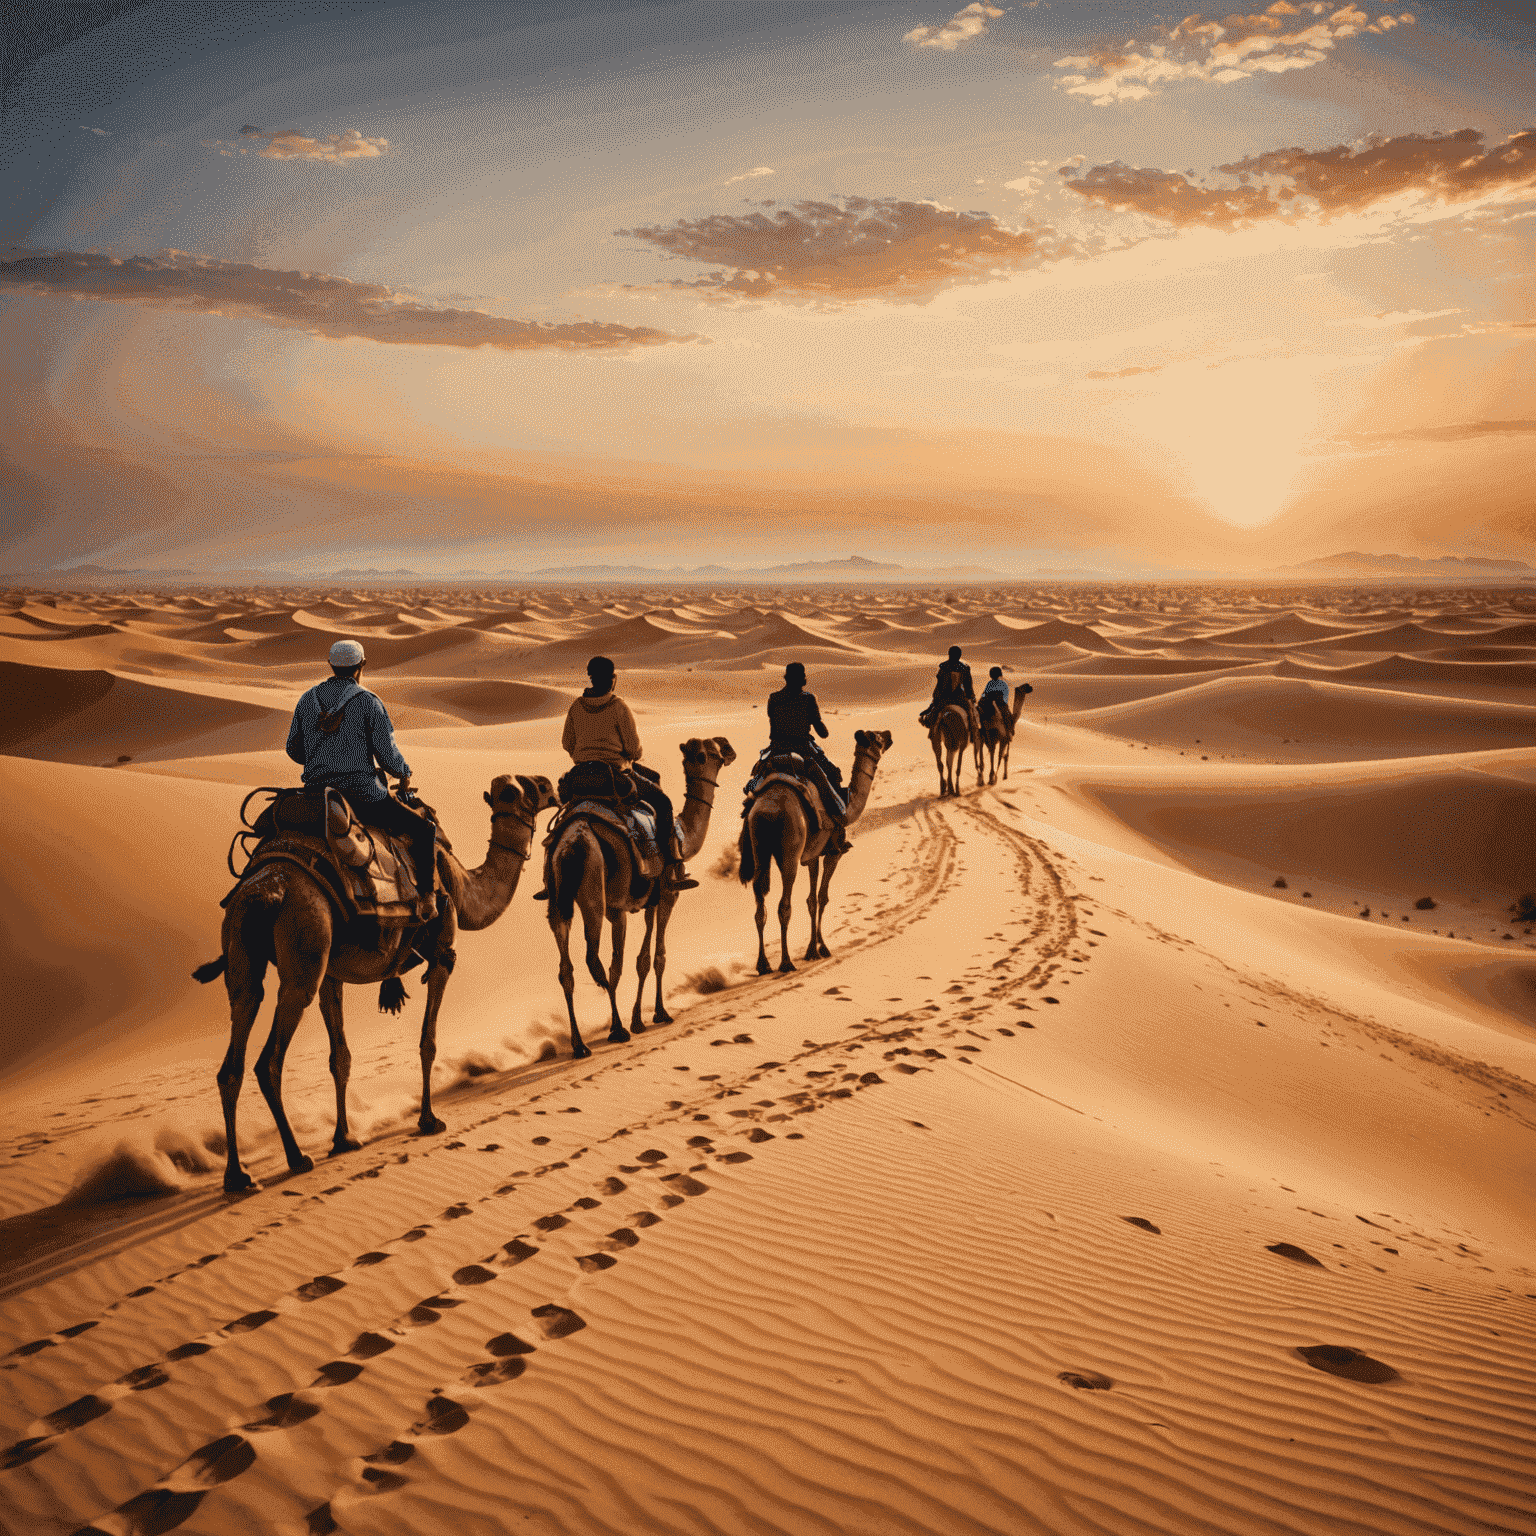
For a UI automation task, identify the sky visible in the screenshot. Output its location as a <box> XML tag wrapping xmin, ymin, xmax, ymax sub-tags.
<box><xmin>1</xmin><ymin>0</ymin><xmax>1531</xmax><ymax>576</ymax></box>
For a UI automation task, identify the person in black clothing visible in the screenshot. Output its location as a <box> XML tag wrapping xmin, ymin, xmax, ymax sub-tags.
<box><xmin>918</xmin><ymin>646</ymin><xmax>979</xmax><ymax>737</ymax></box>
<box><xmin>746</xmin><ymin>663</ymin><xmax>848</xmax><ymax>831</ymax></box>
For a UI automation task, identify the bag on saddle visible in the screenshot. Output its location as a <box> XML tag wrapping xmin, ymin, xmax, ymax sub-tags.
<box><xmin>557</xmin><ymin>759</ymin><xmax>639</xmax><ymax>807</ymax></box>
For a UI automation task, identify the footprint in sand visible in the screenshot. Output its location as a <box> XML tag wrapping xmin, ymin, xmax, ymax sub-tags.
<box><xmin>1295</xmin><ymin>1345</ymin><xmax>1398</xmax><ymax>1383</ymax></box>
<box><xmin>1267</xmin><ymin>1242</ymin><xmax>1325</xmax><ymax>1267</ymax></box>
<box><xmin>90</xmin><ymin>1432</ymin><xmax>257</xmax><ymax>1534</ymax></box>
<box><xmin>1058</xmin><ymin>1370</ymin><xmax>1113</xmax><ymax>1390</ymax></box>
<box><xmin>1121</xmin><ymin>1217</ymin><xmax>1161</xmax><ymax>1234</ymax></box>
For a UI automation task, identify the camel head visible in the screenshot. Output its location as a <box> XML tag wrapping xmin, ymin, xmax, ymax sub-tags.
<box><xmin>484</xmin><ymin>773</ymin><xmax>558</xmax><ymax>818</ymax></box>
<box><xmin>679</xmin><ymin>736</ymin><xmax>737</xmax><ymax>772</ymax></box>
<box><xmin>853</xmin><ymin>728</ymin><xmax>894</xmax><ymax>762</ymax></box>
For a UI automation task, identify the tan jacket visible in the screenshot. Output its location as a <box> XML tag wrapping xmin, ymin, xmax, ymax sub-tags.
<box><xmin>562</xmin><ymin>693</ymin><xmax>642</xmax><ymax>765</ymax></box>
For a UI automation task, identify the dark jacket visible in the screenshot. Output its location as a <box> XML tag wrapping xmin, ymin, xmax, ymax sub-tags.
<box><xmin>934</xmin><ymin>660</ymin><xmax>975</xmax><ymax>703</ymax></box>
<box><xmin>768</xmin><ymin>686</ymin><xmax>827</xmax><ymax>745</ymax></box>
<box><xmin>286</xmin><ymin>678</ymin><xmax>409</xmax><ymax>803</ymax></box>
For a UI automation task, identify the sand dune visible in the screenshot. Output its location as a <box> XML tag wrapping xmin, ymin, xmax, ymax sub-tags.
<box><xmin>1</xmin><ymin>577</ymin><xmax>1533</xmax><ymax>1536</ymax></box>
<box><xmin>0</xmin><ymin>660</ymin><xmax>288</xmax><ymax>765</ymax></box>
<box><xmin>1277</xmin><ymin>653</ymin><xmax>1536</xmax><ymax>688</ymax></box>
<box><xmin>1062</xmin><ymin>674</ymin><xmax>1536</xmax><ymax>760</ymax></box>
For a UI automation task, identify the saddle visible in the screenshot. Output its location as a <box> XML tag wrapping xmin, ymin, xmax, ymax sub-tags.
<box><xmin>741</xmin><ymin>749</ymin><xmax>833</xmax><ymax>836</ymax></box>
<box><xmin>544</xmin><ymin>763</ymin><xmax>663</xmax><ymax>889</ymax></box>
<box><xmin>556</xmin><ymin>759</ymin><xmax>639</xmax><ymax>808</ymax></box>
<box><xmin>225</xmin><ymin>787</ymin><xmax>439</xmax><ymax>926</ymax></box>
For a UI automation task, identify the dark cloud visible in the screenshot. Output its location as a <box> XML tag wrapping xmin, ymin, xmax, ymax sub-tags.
<box><xmin>1065</xmin><ymin>129</ymin><xmax>1536</xmax><ymax>228</ymax></box>
<box><xmin>617</xmin><ymin>197</ymin><xmax>1078</xmax><ymax>305</ymax></box>
<box><xmin>0</xmin><ymin>249</ymin><xmax>699</xmax><ymax>352</ymax></box>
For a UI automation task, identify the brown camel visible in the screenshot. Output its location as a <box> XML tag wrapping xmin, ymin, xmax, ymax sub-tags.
<box><xmin>928</xmin><ymin>703</ymin><xmax>975</xmax><ymax>796</ymax></box>
<box><xmin>205</xmin><ymin>774</ymin><xmax>555</xmax><ymax>1192</ymax></box>
<box><xmin>979</xmin><ymin>685</ymin><xmax>1031</xmax><ymax>785</ymax></box>
<box><xmin>547</xmin><ymin>738</ymin><xmax>735</xmax><ymax>1059</ymax></box>
<box><xmin>741</xmin><ymin>728</ymin><xmax>893</xmax><ymax>973</ymax></box>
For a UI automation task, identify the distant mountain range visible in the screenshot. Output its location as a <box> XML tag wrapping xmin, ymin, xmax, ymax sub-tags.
<box><xmin>3</xmin><ymin>555</ymin><xmax>1004</xmax><ymax>587</ymax></box>
<box><xmin>1271</xmin><ymin>552</ymin><xmax>1534</xmax><ymax>578</ymax></box>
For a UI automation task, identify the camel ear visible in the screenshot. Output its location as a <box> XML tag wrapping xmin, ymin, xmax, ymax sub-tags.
<box><xmin>713</xmin><ymin>736</ymin><xmax>736</xmax><ymax>761</ymax></box>
<box><xmin>880</xmin><ymin>730</ymin><xmax>893</xmax><ymax>748</ymax></box>
<box><xmin>513</xmin><ymin>774</ymin><xmax>541</xmax><ymax>801</ymax></box>
<box><xmin>483</xmin><ymin>791</ymin><xmax>493</xmax><ymax>805</ymax></box>
<box><xmin>854</xmin><ymin>730</ymin><xmax>867</xmax><ymax>747</ymax></box>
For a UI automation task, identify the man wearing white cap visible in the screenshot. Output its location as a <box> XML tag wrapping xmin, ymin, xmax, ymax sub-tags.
<box><xmin>286</xmin><ymin>639</ymin><xmax>436</xmax><ymax>917</ymax></box>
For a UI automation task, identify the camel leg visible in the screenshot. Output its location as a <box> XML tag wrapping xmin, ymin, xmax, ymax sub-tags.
<box><xmin>813</xmin><ymin>853</ymin><xmax>839</xmax><ymax>959</ymax></box>
<box><xmin>416</xmin><ymin>965</ymin><xmax>452</xmax><ymax>1136</ymax></box>
<box><xmin>552</xmin><ymin>914</ymin><xmax>590</xmax><ymax>1060</ymax></box>
<box><xmin>752</xmin><ymin>823</ymin><xmax>773</xmax><ymax>974</ymax></box>
<box><xmin>604</xmin><ymin>908</ymin><xmax>630</xmax><ymax>1044</ymax></box>
<box><xmin>803</xmin><ymin>855</ymin><xmax>821</xmax><ymax>962</ymax></box>
<box><xmin>932</xmin><ymin>735</ymin><xmax>947</xmax><ymax>797</ymax></box>
<box><xmin>318</xmin><ymin>976</ymin><xmax>361</xmax><ymax>1157</ymax></box>
<box><xmin>217</xmin><ymin>935</ymin><xmax>266</xmax><ymax>1193</ymax></box>
<box><xmin>630</xmin><ymin>903</ymin><xmax>656</xmax><ymax>1032</ymax></box>
<box><xmin>651</xmin><ymin>892</ymin><xmax>675</xmax><ymax>1024</ymax></box>
<box><xmin>776</xmin><ymin>853</ymin><xmax>798</xmax><ymax>973</ymax></box>
<box><xmin>252</xmin><ymin>963</ymin><xmax>324</xmax><ymax>1178</ymax></box>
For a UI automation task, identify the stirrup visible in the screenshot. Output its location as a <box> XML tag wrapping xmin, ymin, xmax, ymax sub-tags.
<box><xmin>665</xmin><ymin>864</ymin><xmax>699</xmax><ymax>891</ymax></box>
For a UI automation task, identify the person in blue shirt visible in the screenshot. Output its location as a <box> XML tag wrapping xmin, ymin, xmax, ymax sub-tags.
<box><xmin>979</xmin><ymin>667</ymin><xmax>1013</xmax><ymax>736</ymax></box>
<box><xmin>286</xmin><ymin>639</ymin><xmax>437</xmax><ymax>917</ymax></box>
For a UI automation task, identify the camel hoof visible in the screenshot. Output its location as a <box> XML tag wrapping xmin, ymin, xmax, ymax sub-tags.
<box><xmin>756</xmin><ymin>959</ymin><xmax>773</xmax><ymax>976</ymax></box>
<box><xmin>653</xmin><ymin>1009</ymin><xmax>673</xmax><ymax>1025</ymax></box>
<box><xmin>572</xmin><ymin>1043</ymin><xmax>593</xmax><ymax>1060</ymax></box>
<box><xmin>631</xmin><ymin>1020</ymin><xmax>647</xmax><ymax>1033</ymax></box>
<box><xmin>417</xmin><ymin>1116</ymin><xmax>447</xmax><ymax>1136</ymax></box>
<box><xmin>608</xmin><ymin>1025</ymin><xmax>631</xmax><ymax>1044</ymax></box>
<box><xmin>223</xmin><ymin>1171</ymin><xmax>256</xmax><ymax>1194</ymax></box>
<box><xmin>816</xmin><ymin>943</ymin><xmax>832</xmax><ymax>958</ymax></box>
<box><xmin>778</xmin><ymin>960</ymin><xmax>797</xmax><ymax>974</ymax></box>
<box><xmin>330</xmin><ymin>1136</ymin><xmax>363</xmax><ymax>1157</ymax></box>
<box><xmin>288</xmin><ymin>1154</ymin><xmax>315</xmax><ymax>1175</ymax></box>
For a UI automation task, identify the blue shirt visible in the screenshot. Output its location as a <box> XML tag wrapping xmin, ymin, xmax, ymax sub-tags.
<box><xmin>981</xmin><ymin>678</ymin><xmax>1010</xmax><ymax>707</ymax></box>
<box><xmin>285</xmin><ymin>678</ymin><xmax>410</xmax><ymax>802</ymax></box>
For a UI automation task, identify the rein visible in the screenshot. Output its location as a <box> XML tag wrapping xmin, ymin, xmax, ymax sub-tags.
<box><xmin>683</xmin><ymin>771</ymin><xmax>721</xmax><ymax>807</ymax></box>
<box><xmin>489</xmin><ymin>806</ymin><xmax>537</xmax><ymax>856</ymax></box>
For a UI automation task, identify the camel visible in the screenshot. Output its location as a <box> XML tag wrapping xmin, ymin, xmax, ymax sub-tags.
<box><xmin>928</xmin><ymin>703</ymin><xmax>975</xmax><ymax>796</ymax></box>
<box><xmin>202</xmin><ymin>774</ymin><xmax>555</xmax><ymax>1192</ymax></box>
<box><xmin>741</xmin><ymin>728</ymin><xmax>893</xmax><ymax>974</ymax></box>
<box><xmin>547</xmin><ymin>738</ymin><xmax>736</xmax><ymax>1059</ymax></box>
<box><xmin>979</xmin><ymin>685</ymin><xmax>1031</xmax><ymax>785</ymax></box>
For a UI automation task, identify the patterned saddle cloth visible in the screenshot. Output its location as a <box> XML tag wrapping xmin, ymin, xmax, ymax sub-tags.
<box><xmin>226</xmin><ymin>787</ymin><xmax>438</xmax><ymax>925</ymax></box>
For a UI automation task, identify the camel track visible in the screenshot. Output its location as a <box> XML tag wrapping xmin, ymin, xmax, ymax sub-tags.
<box><xmin>0</xmin><ymin>788</ymin><xmax>1106</xmax><ymax>1535</ymax></box>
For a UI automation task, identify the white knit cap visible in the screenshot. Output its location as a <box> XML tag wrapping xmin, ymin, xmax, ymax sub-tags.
<box><xmin>329</xmin><ymin>639</ymin><xmax>366</xmax><ymax>666</ymax></box>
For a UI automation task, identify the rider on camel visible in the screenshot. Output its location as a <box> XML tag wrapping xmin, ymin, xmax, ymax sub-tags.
<box><xmin>744</xmin><ymin>662</ymin><xmax>851</xmax><ymax>848</ymax></box>
<box><xmin>979</xmin><ymin>666</ymin><xmax>1014</xmax><ymax>737</ymax></box>
<box><xmin>286</xmin><ymin>639</ymin><xmax>438</xmax><ymax>918</ymax></box>
<box><xmin>534</xmin><ymin>655</ymin><xmax>697</xmax><ymax>899</ymax></box>
<box><xmin>919</xmin><ymin>646</ymin><xmax>980</xmax><ymax>739</ymax></box>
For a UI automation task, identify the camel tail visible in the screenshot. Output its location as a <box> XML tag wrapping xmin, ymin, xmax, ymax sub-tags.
<box><xmin>737</xmin><ymin>820</ymin><xmax>755</xmax><ymax>885</ymax></box>
<box><xmin>379</xmin><ymin>977</ymin><xmax>409</xmax><ymax>1015</ymax></box>
<box><xmin>556</xmin><ymin>836</ymin><xmax>587</xmax><ymax>922</ymax></box>
<box><xmin>192</xmin><ymin>956</ymin><xmax>227</xmax><ymax>984</ymax></box>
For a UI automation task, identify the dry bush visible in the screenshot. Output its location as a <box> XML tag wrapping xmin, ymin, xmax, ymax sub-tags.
<box><xmin>710</xmin><ymin>841</ymin><xmax>740</xmax><ymax>879</ymax></box>
<box><xmin>682</xmin><ymin>964</ymin><xmax>732</xmax><ymax>995</ymax></box>
<box><xmin>1414</xmin><ymin>896</ymin><xmax>1437</xmax><ymax>910</ymax></box>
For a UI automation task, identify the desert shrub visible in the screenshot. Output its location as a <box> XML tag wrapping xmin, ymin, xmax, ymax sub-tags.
<box><xmin>710</xmin><ymin>842</ymin><xmax>740</xmax><ymax>879</ymax></box>
<box><xmin>1273</xmin><ymin>877</ymin><xmax>1287</xmax><ymax>888</ymax></box>
<box><xmin>1510</xmin><ymin>893</ymin><xmax>1536</xmax><ymax>923</ymax></box>
<box><xmin>1414</xmin><ymin>896</ymin><xmax>1437</xmax><ymax>910</ymax></box>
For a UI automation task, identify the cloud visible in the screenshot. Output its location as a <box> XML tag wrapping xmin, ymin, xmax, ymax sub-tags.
<box><xmin>725</xmin><ymin>166</ymin><xmax>776</xmax><ymax>185</ymax></box>
<box><xmin>1332</xmin><ymin>307</ymin><xmax>1464</xmax><ymax>327</ymax></box>
<box><xmin>1052</xmin><ymin>5</ymin><xmax>1412</xmax><ymax>105</ymax></box>
<box><xmin>905</xmin><ymin>3</ymin><xmax>1005</xmax><ymax>51</ymax></box>
<box><xmin>0</xmin><ymin>249</ymin><xmax>699</xmax><ymax>352</ymax></box>
<box><xmin>1064</xmin><ymin>129</ymin><xmax>1536</xmax><ymax>229</ymax></box>
<box><xmin>80</xmin><ymin>126</ymin><xmax>110</xmax><ymax>137</ymax></box>
<box><xmin>1335</xmin><ymin>419</ymin><xmax>1536</xmax><ymax>446</ymax></box>
<box><xmin>616</xmin><ymin>196</ymin><xmax>1076</xmax><ymax>305</ymax></box>
<box><xmin>1085</xmin><ymin>363</ymin><xmax>1165</xmax><ymax>378</ymax></box>
<box><xmin>213</xmin><ymin>125</ymin><xmax>389</xmax><ymax>162</ymax></box>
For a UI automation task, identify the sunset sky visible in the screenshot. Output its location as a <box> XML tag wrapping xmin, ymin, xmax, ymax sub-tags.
<box><xmin>3</xmin><ymin>0</ymin><xmax>1531</xmax><ymax>576</ymax></box>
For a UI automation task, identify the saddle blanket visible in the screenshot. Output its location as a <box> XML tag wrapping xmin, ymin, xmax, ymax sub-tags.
<box><xmin>549</xmin><ymin>799</ymin><xmax>663</xmax><ymax>879</ymax></box>
<box><xmin>229</xmin><ymin>787</ymin><xmax>436</xmax><ymax>924</ymax></box>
